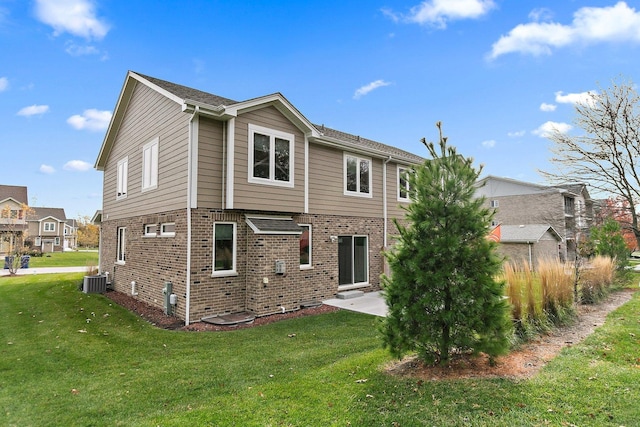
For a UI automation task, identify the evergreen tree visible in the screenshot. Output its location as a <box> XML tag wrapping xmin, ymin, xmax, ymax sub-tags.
<box><xmin>381</xmin><ymin>122</ymin><xmax>511</xmax><ymax>365</ymax></box>
<box><xmin>590</xmin><ymin>218</ymin><xmax>629</xmax><ymax>270</ymax></box>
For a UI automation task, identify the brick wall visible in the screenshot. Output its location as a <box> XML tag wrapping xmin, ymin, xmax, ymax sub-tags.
<box><xmin>101</xmin><ymin>208</ymin><xmax>385</xmax><ymax>323</ymax></box>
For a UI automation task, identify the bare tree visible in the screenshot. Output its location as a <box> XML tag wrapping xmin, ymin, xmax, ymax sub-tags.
<box><xmin>541</xmin><ymin>77</ymin><xmax>640</xmax><ymax>249</ymax></box>
<box><xmin>1</xmin><ymin>203</ymin><xmax>34</xmax><ymax>275</ymax></box>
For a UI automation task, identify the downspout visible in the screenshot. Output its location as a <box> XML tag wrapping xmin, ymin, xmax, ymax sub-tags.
<box><xmin>383</xmin><ymin>156</ymin><xmax>392</xmax><ymax>248</ymax></box>
<box><xmin>528</xmin><ymin>241</ymin><xmax>533</xmax><ymax>269</ymax></box>
<box><xmin>185</xmin><ymin>106</ymin><xmax>200</xmax><ymax>325</ymax></box>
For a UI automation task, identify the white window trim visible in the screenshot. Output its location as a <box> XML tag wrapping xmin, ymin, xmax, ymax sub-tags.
<box><xmin>490</xmin><ymin>200</ymin><xmax>499</xmax><ymax>208</ymax></box>
<box><xmin>117</xmin><ymin>157</ymin><xmax>128</xmax><ymax>200</ymax></box>
<box><xmin>397</xmin><ymin>166</ymin><xmax>411</xmax><ymax>202</ymax></box>
<box><xmin>343</xmin><ymin>153</ymin><xmax>373</xmax><ymax>198</ymax></box>
<box><xmin>144</xmin><ymin>224</ymin><xmax>157</xmax><ymax>237</ymax></box>
<box><xmin>54</xmin><ymin>237</ymin><xmax>60</xmax><ymax>245</ymax></box>
<box><xmin>299</xmin><ymin>224</ymin><xmax>312</xmax><ymax>270</ymax></box>
<box><xmin>247</xmin><ymin>124</ymin><xmax>295</xmax><ymax>188</ymax></box>
<box><xmin>116</xmin><ymin>227</ymin><xmax>126</xmax><ymax>265</ymax></box>
<box><xmin>141</xmin><ymin>137</ymin><xmax>159</xmax><ymax>192</ymax></box>
<box><xmin>44</xmin><ymin>222</ymin><xmax>56</xmax><ymax>232</ymax></box>
<box><xmin>160</xmin><ymin>222</ymin><xmax>175</xmax><ymax>237</ymax></box>
<box><xmin>212</xmin><ymin>222</ymin><xmax>238</xmax><ymax>277</ymax></box>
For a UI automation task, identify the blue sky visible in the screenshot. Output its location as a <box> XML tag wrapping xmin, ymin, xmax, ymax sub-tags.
<box><xmin>2</xmin><ymin>0</ymin><xmax>640</xmax><ymax>219</ymax></box>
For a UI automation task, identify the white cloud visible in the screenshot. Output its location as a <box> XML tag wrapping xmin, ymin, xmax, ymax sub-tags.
<box><xmin>540</xmin><ymin>103</ymin><xmax>557</xmax><ymax>112</ymax></box>
<box><xmin>63</xmin><ymin>160</ymin><xmax>92</xmax><ymax>171</ymax></box>
<box><xmin>384</xmin><ymin>0</ymin><xmax>496</xmax><ymax>29</ymax></box>
<box><xmin>507</xmin><ymin>130</ymin><xmax>526</xmax><ymax>138</ymax></box>
<box><xmin>528</xmin><ymin>8</ymin><xmax>553</xmax><ymax>22</ymax></box>
<box><xmin>353</xmin><ymin>80</ymin><xmax>391</xmax><ymax>100</ymax></box>
<box><xmin>39</xmin><ymin>164</ymin><xmax>56</xmax><ymax>174</ymax></box>
<box><xmin>533</xmin><ymin>121</ymin><xmax>572</xmax><ymax>138</ymax></box>
<box><xmin>67</xmin><ymin>109</ymin><xmax>112</xmax><ymax>131</ymax></box>
<box><xmin>489</xmin><ymin>2</ymin><xmax>640</xmax><ymax>59</ymax></box>
<box><xmin>34</xmin><ymin>0</ymin><xmax>110</xmax><ymax>40</ymax></box>
<box><xmin>481</xmin><ymin>139</ymin><xmax>496</xmax><ymax>148</ymax></box>
<box><xmin>65</xmin><ymin>41</ymin><xmax>99</xmax><ymax>56</ymax></box>
<box><xmin>555</xmin><ymin>90</ymin><xmax>597</xmax><ymax>107</ymax></box>
<box><xmin>0</xmin><ymin>77</ymin><xmax>8</xmax><ymax>92</ymax></box>
<box><xmin>17</xmin><ymin>104</ymin><xmax>49</xmax><ymax>116</ymax></box>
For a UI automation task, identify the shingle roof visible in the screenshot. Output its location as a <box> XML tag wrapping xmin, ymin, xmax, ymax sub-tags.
<box><xmin>135</xmin><ymin>72</ymin><xmax>238</xmax><ymax>107</ymax></box>
<box><xmin>28</xmin><ymin>207</ymin><xmax>67</xmax><ymax>222</ymax></box>
<box><xmin>315</xmin><ymin>125</ymin><xmax>424</xmax><ymax>163</ymax></box>
<box><xmin>132</xmin><ymin>72</ymin><xmax>424</xmax><ymax>164</ymax></box>
<box><xmin>500</xmin><ymin>224</ymin><xmax>561</xmax><ymax>243</ymax></box>
<box><xmin>0</xmin><ymin>185</ymin><xmax>28</xmax><ymax>204</ymax></box>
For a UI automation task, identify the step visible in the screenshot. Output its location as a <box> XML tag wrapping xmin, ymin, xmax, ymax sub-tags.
<box><xmin>336</xmin><ymin>290</ymin><xmax>364</xmax><ymax>300</ymax></box>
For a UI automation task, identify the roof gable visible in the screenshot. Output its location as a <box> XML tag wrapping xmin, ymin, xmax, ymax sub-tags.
<box><xmin>499</xmin><ymin>224</ymin><xmax>561</xmax><ymax>243</ymax></box>
<box><xmin>28</xmin><ymin>207</ymin><xmax>67</xmax><ymax>222</ymax></box>
<box><xmin>0</xmin><ymin>185</ymin><xmax>28</xmax><ymax>205</ymax></box>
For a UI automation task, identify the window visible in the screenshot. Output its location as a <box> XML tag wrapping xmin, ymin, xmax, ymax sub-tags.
<box><xmin>344</xmin><ymin>154</ymin><xmax>372</xmax><ymax>197</ymax></box>
<box><xmin>35</xmin><ymin>237</ymin><xmax>41</xmax><ymax>246</ymax></box>
<box><xmin>116</xmin><ymin>227</ymin><xmax>126</xmax><ymax>264</ymax></box>
<box><xmin>564</xmin><ymin>196</ymin><xmax>574</xmax><ymax>215</ymax></box>
<box><xmin>160</xmin><ymin>222</ymin><xmax>175</xmax><ymax>237</ymax></box>
<box><xmin>144</xmin><ymin>224</ymin><xmax>157</xmax><ymax>237</ymax></box>
<box><xmin>55</xmin><ymin>237</ymin><xmax>60</xmax><ymax>245</ymax></box>
<box><xmin>213</xmin><ymin>222</ymin><xmax>236</xmax><ymax>275</ymax></box>
<box><xmin>117</xmin><ymin>157</ymin><xmax>128</xmax><ymax>199</ymax></box>
<box><xmin>398</xmin><ymin>166</ymin><xmax>411</xmax><ymax>202</ymax></box>
<box><xmin>248</xmin><ymin>124</ymin><xmax>294</xmax><ymax>187</ymax></box>
<box><xmin>299</xmin><ymin>224</ymin><xmax>312</xmax><ymax>269</ymax></box>
<box><xmin>142</xmin><ymin>138</ymin><xmax>159</xmax><ymax>191</ymax></box>
<box><xmin>490</xmin><ymin>200</ymin><xmax>499</xmax><ymax>208</ymax></box>
<box><xmin>44</xmin><ymin>222</ymin><xmax>55</xmax><ymax>232</ymax></box>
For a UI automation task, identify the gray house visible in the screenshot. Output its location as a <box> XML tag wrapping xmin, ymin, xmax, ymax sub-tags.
<box><xmin>477</xmin><ymin>175</ymin><xmax>593</xmax><ymax>263</ymax></box>
<box><xmin>94</xmin><ymin>71</ymin><xmax>422</xmax><ymax>325</ymax></box>
<box><xmin>489</xmin><ymin>224</ymin><xmax>562</xmax><ymax>267</ymax></box>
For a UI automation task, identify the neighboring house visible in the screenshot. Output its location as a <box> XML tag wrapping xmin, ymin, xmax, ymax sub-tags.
<box><xmin>64</xmin><ymin>218</ymin><xmax>78</xmax><ymax>251</ymax></box>
<box><xmin>27</xmin><ymin>207</ymin><xmax>69</xmax><ymax>253</ymax></box>
<box><xmin>476</xmin><ymin>175</ymin><xmax>593</xmax><ymax>263</ymax></box>
<box><xmin>488</xmin><ymin>224</ymin><xmax>562</xmax><ymax>266</ymax></box>
<box><xmin>94</xmin><ymin>71</ymin><xmax>423</xmax><ymax>325</ymax></box>
<box><xmin>0</xmin><ymin>185</ymin><xmax>29</xmax><ymax>256</ymax></box>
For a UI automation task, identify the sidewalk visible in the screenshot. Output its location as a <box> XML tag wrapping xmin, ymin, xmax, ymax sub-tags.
<box><xmin>0</xmin><ymin>266</ymin><xmax>87</xmax><ymax>277</ymax></box>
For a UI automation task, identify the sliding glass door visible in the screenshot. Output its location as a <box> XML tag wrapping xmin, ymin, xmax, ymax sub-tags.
<box><xmin>338</xmin><ymin>235</ymin><xmax>368</xmax><ymax>286</ymax></box>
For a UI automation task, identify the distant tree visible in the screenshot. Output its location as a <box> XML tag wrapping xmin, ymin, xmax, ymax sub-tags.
<box><xmin>596</xmin><ymin>197</ymin><xmax>637</xmax><ymax>250</ymax></box>
<box><xmin>1</xmin><ymin>203</ymin><xmax>34</xmax><ymax>275</ymax></box>
<box><xmin>590</xmin><ymin>217</ymin><xmax>629</xmax><ymax>270</ymax></box>
<box><xmin>76</xmin><ymin>215</ymin><xmax>99</xmax><ymax>248</ymax></box>
<box><xmin>381</xmin><ymin>122</ymin><xmax>511</xmax><ymax>366</ymax></box>
<box><xmin>541</xmin><ymin>77</ymin><xmax>640</xmax><ymax>249</ymax></box>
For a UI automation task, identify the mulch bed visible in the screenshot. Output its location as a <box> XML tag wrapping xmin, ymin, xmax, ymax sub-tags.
<box><xmin>103</xmin><ymin>290</ymin><xmax>339</xmax><ymax>331</ymax></box>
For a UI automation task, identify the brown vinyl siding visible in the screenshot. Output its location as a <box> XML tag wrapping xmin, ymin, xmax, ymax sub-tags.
<box><xmin>307</xmin><ymin>143</ymin><xmax>384</xmax><ymax>217</ymax></box>
<box><xmin>232</xmin><ymin>106</ymin><xmax>305</xmax><ymax>212</ymax></box>
<box><xmin>196</xmin><ymin>117</ymin><xmax>224</xmax><ymax>209</ymax></box>
<box><xmin>102</xmin><ymin>82</ymin><xmax>189</xmax><ymax>220</ymax></box>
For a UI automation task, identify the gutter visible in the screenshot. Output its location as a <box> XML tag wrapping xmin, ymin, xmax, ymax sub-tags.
<box><xmin>185</xmin><ymin>106</ymin><xmax>200</xmax><ymax>325</ymax></box>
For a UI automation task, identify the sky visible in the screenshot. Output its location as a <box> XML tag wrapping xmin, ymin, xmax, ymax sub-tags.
<box><xmin>2</xmin><ymin>0</ymin><xmax>640</xmax><ymax>219</ymax></box>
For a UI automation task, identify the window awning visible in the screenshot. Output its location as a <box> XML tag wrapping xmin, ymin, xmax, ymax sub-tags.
<box><xmin>245</xmin><ymin>216</ymin><xmax>303</xmax><ymax>235</ymax></box>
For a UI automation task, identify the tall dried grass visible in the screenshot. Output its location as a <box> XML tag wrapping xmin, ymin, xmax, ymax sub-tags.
<box><xmin>580</xmin><ymin>255</ymin><xmax>615</xmax><ymax>304</ymax></box>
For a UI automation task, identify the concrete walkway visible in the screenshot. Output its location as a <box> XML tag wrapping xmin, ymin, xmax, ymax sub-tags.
<box><xmin>323</xmin><ymin>291</ymin><xmax>388</xmax><ymax>317</ymax></box>
<box><xmin>0</xmin><ymin>266</ymin><xmax>87</xmax><ymax>277</ymax></box>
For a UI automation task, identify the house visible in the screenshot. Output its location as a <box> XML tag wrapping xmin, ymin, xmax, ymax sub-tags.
<box><xmin>0</xmin><ymin>185</ymin><xmax>29</xmax><ymax>255</ymax></box>
<box><xmin>94</xmin><ymin>71</ymin><xmax>423</xmax><ymax>324</ymax></box>
<box><xmin>476</xmin><ymin>175</ymin><xmax>593</xmax><ymax>263</ymax></box>
<box><xmin>27</xmin><ymin>207</ymin><xmax>72</xmax><ymax>253</ymax></box>
<box><xmin>488</xmin><ymin>224</ymin><xmax>562</xmax><ymax>266</ymax></box>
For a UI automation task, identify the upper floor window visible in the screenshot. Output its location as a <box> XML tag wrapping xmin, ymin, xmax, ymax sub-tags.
<box><xmin>564</xmin><ymin>196</ymin><xmax>574</xmax><ymax>216</ymax></box>
<box><xmin>344</xmin><ymin>154</ymin><xmax>372</xmax><ymax>197</ymax></box>
<box><xmin>248</xmin><ymin>124</ymin><xmax>294</xmax><ymax>187</ymax></box>
<box><xmin>299</xmin><ymin>224</ymin><xmax>312</xmax><ymax>269</ymax></box>
<box><xmin>117</xmin><ymin>157</ymin><xmax>128</xmax><ymax>199</ymax></box>
<box><xmin>142</xmin><ymin>138</ymin><xmax>159</xmax><ymax>192</ymax></box>
<box><xmin>44</xmin><ymin>222</ymin><xmax>55</xmax><ymax>232</ymax></box>
<box><xmin>398</xmin><ymin>166</ymin><xmax>411</xmax><ymax>202</ymax></box>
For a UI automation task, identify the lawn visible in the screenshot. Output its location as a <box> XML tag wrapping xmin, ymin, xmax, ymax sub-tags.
<box><xmin>25</xmin><ymin>251</ymin><xmax>98</xmax><ymax>268</ymax></box>
<box><xmin>1</xmin><ymin>273</ymin><xmax>638</xmax><ymax>426</ymax></box>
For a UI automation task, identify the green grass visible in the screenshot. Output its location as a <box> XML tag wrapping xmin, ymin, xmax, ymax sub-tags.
<box><xmin>1</xmin><ymin>273</ymin><xmax>639</xmax><ymax>426</ymax></box>
<box><xmin>25</xmin><ymin>251</ymin><xmax>98</xmax><ymax>268</ymax></box>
